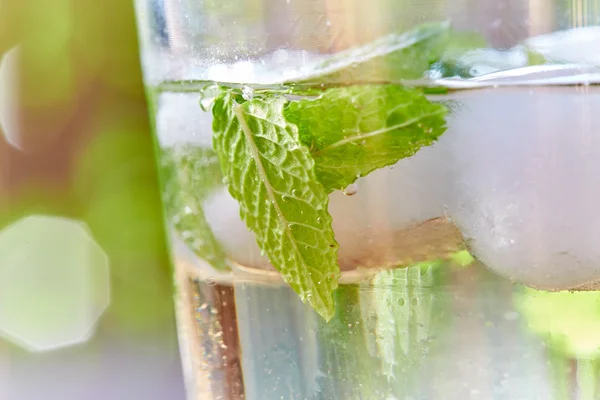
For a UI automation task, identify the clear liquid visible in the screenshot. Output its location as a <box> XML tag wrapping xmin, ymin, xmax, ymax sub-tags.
<box><xmin>176</xmin><ymin>260</ymin><xmax>575</xmax><ymax>400</ymax></box>
<box><xmin>152</xmin><ymin>74</ymin><xmax>600</xmax><ymax>399</ymax></box>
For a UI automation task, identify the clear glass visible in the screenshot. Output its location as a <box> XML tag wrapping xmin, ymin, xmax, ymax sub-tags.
<box><xmin>134</xmin><ymin>1</ymin><xmax>600</xmax><ymax>399</ymax></box>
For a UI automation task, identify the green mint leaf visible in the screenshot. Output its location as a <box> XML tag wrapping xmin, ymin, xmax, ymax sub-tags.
<box><xmin>284</xmin><ymin>85</ymin><xmax>448</xmax><ymax>192</ymax></box>
<box><xmin>211</xmin><ymin>91</ymin><xmax>340</xmax><ymax>320</ymax></box>
<box><xmin>293</xmin><ymin>22</ymin><xmax>451</xmax><ymax>84</ymax></box>
<box><xmin>160</xmin><ymin>146</ymin><xmax>228</xmax><ymax>270</ymax></box>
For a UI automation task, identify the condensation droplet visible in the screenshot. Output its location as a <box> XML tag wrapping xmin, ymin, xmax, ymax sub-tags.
<box><xmin>343</xmin><ymin>183</ymin><xmax>358</xmax><ymax>196</ymax></box>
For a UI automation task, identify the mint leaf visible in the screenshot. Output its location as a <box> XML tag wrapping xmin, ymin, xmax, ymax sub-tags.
<box><xmin>211</xmin><ymin>91</ymin><xmax>340</xmax><ymax>320</ymax></box>
<box><xmin>160</xmin><ymin>146</ymin><xmax>228</xmax><ymax>270</ymax></box>
<box><xmin>318</xmin><ymin>262</ymin><xmax>450</xmax><ymax>398</ymax></box>
<box><xmin>285</xmin><ymin>85</ymin><xmax>447</xmax><ymax>192</ymax></box>
<box><xmin>293</xmin><ymin>22</ymin><xmax>451</xmax><ymax>84</ymax></box>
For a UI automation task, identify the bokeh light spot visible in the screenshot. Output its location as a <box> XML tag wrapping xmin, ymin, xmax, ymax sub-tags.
<box><xmin>0</xmin><ymin>46</ymin><xmax>20</xmax><ymax>150</ymax></box>
<box><xmin>0</xmin><ymin>215</ymin><xmax>110</xmax><ymax>352</ymax></box>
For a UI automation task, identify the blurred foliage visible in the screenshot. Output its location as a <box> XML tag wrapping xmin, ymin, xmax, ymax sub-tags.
<box><xmin>0</xmin><ymin>0</ymin><xmax>176</xmax><ymax>341</ymax></box>
<box><xmin>0</xmin><ymin>2</ymin><xmax>22</xmax><ymax>56</ymax></box>
<box><xmin>515</xmin><ymin>288</ymin><xmax>600</xmax><ymax>399</ymax></box>
<box><xmin>516</xmin><ymin>288</ymin><xmax>600</xmax><ymax>359</ymax></box>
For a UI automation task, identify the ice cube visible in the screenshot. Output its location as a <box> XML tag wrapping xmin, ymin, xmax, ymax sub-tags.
<box><xmin>443</xmin><ymin>84</ymin><xmax>600</xmax><ymax>290</ymax></box>
<box><xmin>329</xmin><ymin>143</ymin><xmax>454</xmax><ymax>266</ymax></box>
<box><xmin>203</xmin><ymin>188</ymin><xmax>269</xmax><ymax>269</ymax></box>
<box><xmin>526</xmin><ymin>26</ymin><xmax>600</xmax><ymax>67</ymax></box>
<box><xmin>156</xmin><ymin>92</ymin><xmax>214</xmax><ymax>147</ymax></box>
<box><xmin>202</xmin><ymin>143</ymin><xmax>455</xmax><ymax>272</ymax></box>
<box><xmin>199</xmin><ymin>49</ymin><xmax>327</xmax><ymax>84</ymax></box>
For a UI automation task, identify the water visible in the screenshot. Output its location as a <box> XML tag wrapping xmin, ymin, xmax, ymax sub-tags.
<box><xmin>176</xmin><ymin>260</ymin><xmax>573</xmax><ymax>400</ymax></box>
<box><xmin>151</xmin><ymin>61</ymin><xmax>600</xmax><ymax>398</ymax></box>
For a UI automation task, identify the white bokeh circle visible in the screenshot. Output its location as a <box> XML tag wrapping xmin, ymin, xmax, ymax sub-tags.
<box><xmin>0</xmin><ymin>215</ymin><xmax>110</xmax><ymax>352</ymax></box>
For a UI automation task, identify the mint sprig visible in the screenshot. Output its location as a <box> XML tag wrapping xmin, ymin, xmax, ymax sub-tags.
<box><xmin>285</xmin><ymin>85</ymin><xmax>447</xmax><ymax>192</ymax></box>
<box><xmin>209</xmin><ymin>85</ymin><xmax>448</xmax><ymax>319</ymax></box>
<box><xmin>160</xmin><ymin>146</ymin><xmax>228</xmax><ymax>270</ymax></box>
<box><xmin>211</xmin><ymin>91</ymin><xmax>340</xmax><ymax>319</ymax></box>
<box><xmin>194</xmin><ymin>22</ymin><xmax>478</xmax><ymax>318</ymax></box>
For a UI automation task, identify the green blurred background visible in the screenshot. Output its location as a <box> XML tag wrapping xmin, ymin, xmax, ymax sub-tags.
<box><xmin>0</xmin><ymin>0</ymin><xmax>183</xmax><ymax>397</ymax></box>
<box><xmin>1</xmin><ymin>0</ymin><xmax>174</xmax><ymax>335</ymax></box>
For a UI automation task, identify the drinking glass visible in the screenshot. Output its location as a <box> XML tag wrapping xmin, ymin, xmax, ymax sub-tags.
<box><xmin>133</xmin><ymin>1</ymin><xmax>600</xmax><ymax>399</ymax></box>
